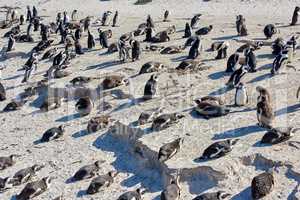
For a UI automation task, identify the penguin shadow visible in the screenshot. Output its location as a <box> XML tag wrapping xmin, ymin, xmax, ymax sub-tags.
<box><xmin>76</xmin><ymin>190</ymin><xmax>87</xmax><ymax>198</ymax></box>
<box><xmin>211</xmin><ymin>35</ymin><xmax>239</xmax><ymax>41</ymax></box>
<box><xmin>257</xmin><ymin>63</ymin><xmax>272</xmax><ymax>71</ymax></box>
<box><xmin>170</xmin><ymin>55</ymin><xmax>187</xmax><ymax>62</ymax></box>
<box><xmin>85</xmin><ymin>60</ymin><xmax>121</xmax><ymax>71</ymax></box>
<box><xmin>252</xmin><ymin>141</ymin><xmax>272</xmax><ymax>148</ymax></box>
<box><xmin>72</xmin><ymin>129</ymin><xmax>93</xmax><ymax>138</ymax></box>
<box><xmin>3</xmin><ymin>73</ymin><xmax>24</xmax><ymax>81</ymax></box>
<box><xmin>212</xmin><ymin>125</ymin><xmax>265</xmax><ymax>140</ymax></box>
<box><xmin>10</xmin><ymin>195</ymin><xmax>17</xmax><ymax>200</ymax></box>
<box><xmin>0</xmin><ymin>51</ymin><xmax>28</xmax><ymax>61</ymax></box>
<box><xmin>275</xmin><ymin>103</ymin><xmax>300</xmax><ymax>117</ymax></box>
<box><xmin>65</xmin><ymin>177</ymin><xmax>76</xmax><ymax>184</ymax></box>
<box><xmin>247</xmin><ymin>73</ymin><xmax>271</xmax><ymax>84</ymax></box>
<box><xmin>111</xmin><ymin>97</ymin><xmax>153</xmax><ymax>113</ymax></box>
<box><xmin>257</xmin><ymin>54</ymin><xmax>274</xmax><ymax>60</ymax></box>
<box><xmin>208</xmin><ymin>71</ymin><xmax>228</xmax><ymax>80</ymax></box>
<box><xmin>209</xmin><ymin>86</ymin><xmax>233</xmax><ymax>96</ymax></box>
<box><xmin>55</xmin><ymin>113</ymin><xmax>82</xmax><ymax>122</ymax></box>
<box><xmin>230</xmin><ymin>187</ymin><xmax>251</xmax><ymax>200</ymax></box>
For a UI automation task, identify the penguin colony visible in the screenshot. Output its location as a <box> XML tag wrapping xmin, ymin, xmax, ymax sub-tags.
<box><xmin>0</xmin><ymin>2</ymin><xmax>300</xmax><ymax>200</ymax></box>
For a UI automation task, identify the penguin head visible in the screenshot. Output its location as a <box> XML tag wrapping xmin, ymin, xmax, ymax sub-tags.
<box><xmin>58</xmin><ymin>125</ymin><xmax>65</xmax><ymax>132</ymax></box>
<box><xmin>122</xmin><ymin>78</ymin><xmax>130</xmax><ymax>86</ymax></box>
<box><xmin>108</xmin><ymin>170</ymin><xmax>119</xmax><ymax>178</ymax></box>
<box><xmin>32</xmin><ymin>164</ymin><xmax>44</xmax><ymax>172</ymax></box>
<box><xmin>9</xmin><ymin>154</ymin><xmax>20</xmax><ymax>161</ymax></box>
<box><xmin>94</xmin><ymin>160</ymin><xmax>104</xmax><ymax>168</ymax></box>
<box><xmin>175</xmin><ymin>113</ymin><xmax>185</xmax><ymax>120</ymax></box>
<box><xmin>229</xmin><ymin>138</ymin><xmax>239</xmax><ymax>146</ymax></box>
<box><xmin>176</xmin><ymin>137</ymin><xmax>184</xmax><ymax>146</ymax></box>
<box><xmin>208</xmin><ymin>25</ymin><xmax>213</xmax><ymax>30</ymax></box>
<box><xmin>241</xmin><ymin>65</ymin><xmax>249</xmax><ymax>73</ymax></box>
<box><xmin>150</xmin><ymin>74</ymin><xmax>159</xmax><ymax>82</ymax></box>
<box><xmin>43</xmin><ymin>176</ymin><xmax>55</xmax><ymax>188</ymax></box>
<box><xmin>296</xmin><ymin>6</ymin><xmax>300</xmax><ymax>11</ymax></box>
<box><xmin>237</xmin><ymin>82</ymin><xmax>245</xmax><ymax>89</ymax></box>
<box><xmin>217</xmin><ymin>191</ymin><xmax>231</xmax><ymax>199</ymax></box>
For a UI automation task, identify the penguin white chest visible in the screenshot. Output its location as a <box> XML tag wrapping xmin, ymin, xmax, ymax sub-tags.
<box><xmin>235</xmin><ymin>88</ymin><xmax>247</xmax><ymax>106</ymax></box>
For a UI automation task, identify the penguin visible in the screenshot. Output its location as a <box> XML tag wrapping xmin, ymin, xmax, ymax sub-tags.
<box><xmin>139</xmin><ymin>62</ymin><xmax>166</xmax><ymax>74</ymax></box>
<box><xmin>257</xmin><ymin>94</ymin><xmax>274</xmax><ymax>129</ymax></box>
<box><xmin>130</xmin><ymin>39</ymin><xmax>141</xmax><ymax>62</ymax></box>
<box><xmin>40</xmin><ymin>125</ymin><xmax>65</xmax><ymax>142</ymax></box>
<box><xmin>74</xmin><ymin>28</ymin><xmax>82</xmax><ymax>40</ymax></box>
<box><xmin>137</xmin><ymin>107</ymin><xmax>163</xmax><ymax>125</ymax></box>
<box><xmin>41</xmin><ymin>47</ymin><xmax>58</xmax><ymax>60</ymax></box>
<box><xmin>271</xmin><ymin>50</ymin><xmax>288</xmax><ymax>75</ymax></box>
<box><xmin>144</xmin><ymin>26</ymin><xmax>154</xmax><ymax>42</ymax></box>
<box><xmin>53</xmin><ymin>196</ymin><xmax>64</xmax><ymax>200</ymax></box>
<box><xmin>184</xmin><ymin>36</ymin><xmax>199</xmax><ymax>48</ymax></box>
<box><xmin>70</xmin><ymin>76</ymin><xmax>97</xmax><ymax>85</ymax></box>
<box><xmin>161</xmin><ymin>176</ymin><xmax>181</xmax><ymax>200</ymax></box>
<box><xmin>194</xmin><ymin>96</ymin><xmax>225</xmax><ymax>106</ymax></box>
<box><xmin>6</xmin><ymin>34</ymin><xmax>15</xmax><ymax>52</ymax></box>
<box><xmin>99</xmin><ymin>29</ymin><xmax>110</xmax><ymax>48</ymax></box>
<box><xmin>152</xmin><ymin>31</ymin><xmax>170</xmax><ymax>43</ymax></box>
<box><xmin>107</xmin><ymin>42</ymin><xmax>118</xmax><ymax>53</ymax></box>
<box><xmin>261</xmin><ymin>127</ymin><xmax>297</xmax><ymax>145</ymax></box>
<box><xmin>183</xmin><ymin>22</ymin><xmax>192</xmax><ymax>38</ymax></box>
<box><xmin>195</xmin><ymin>25</ymin><xmax>213</xmax><ymax>36</ymax></box>
<box><xmin>151</xmin><ymin>113</ymin><xmax>185</xmax><ymax>131</ymax></box>
<box><xmin>226</xmin><ymin>65</ymin><xmax>248</xmax><ymax>88</ymax></box>
<box><xmin>112</xmin><ymin>11</ymin><xmax>118</xmax><ymax>27</ymax></box>
<box><xmin>117</xmin><ymin>189</ymin><xmax>144</xmax><ymax>200</ymax></box>
<box><xmin>0</xmin><ymin>177</ymin><xmax>13</xmax><ymax>192</ymax></box>
<box><xmin>158</xmin><ymin>138</ymin><xmax>184</xmax><ymax>162</ymax></box>
<box><xmin>160</xmin><ymin>46</ymin><xmax>183</xmax><ymax>54</ymax></box>
<box><xmin>75</xmin><ymin>96</ymin><xmax>94</xmax><ymax>116</ymax></box>
<box><xmin>193</xmin><ymin>191</ymin><xmax>231</xmax><ymax>200</ymax></box>
<box><xmin>32</xmin><ymin>39</ymin><xmax>54</xmax><ymax>52</ymax></box>
<box><xmin>235</xmin><ymin>82</ymin><xmax>248</xmax><ymax>106</ymax></box>
<box><xmin>194</xmin><ymin>102</ymin><xmax>230</xmax><ymax>119</ymax></box>
<box><xmin>191</xmin><ymin>14</ymin><xmax>201</xmax><ymax>29</ymax></box>
<box><xmin>264</xmin><ymin>24</ymin><xmax>277</xmax><ymax>39</ymax></box>
<box><xmin>291</xmin><ymin>6</ymin><xmax>300</xmax><ymax>26</ymax></box>
<box><xmin>256</xmin><ymin>86</ymin><xmax>271</xmax><ymax>103</ymax></box>
<box><xmin>176</xmin><ymin>59</ymin><xmax>203</xmax><ymax>71</ymax></box>
<box><xmin>32</xmin><ymin>6</ymin><xmax>38</xmax><ymax>18</ymax></box>
<box><xmin>20</xmin><ymin>15</ymin><xmax>25</xmax><ymax>25</ymax></box>
<box><xmin>72</xmin><ymin>160</ymin><xmax>103</xmax><ymax>181</ymax></box>
<box><xmin>163</xmin><ymin>10</ymin><xmax>170</xmax><ymax>22</ymax></box>
<box><xmin>3</xmin><ymin>100</ymin><xmax>27</xmax><ymax>112</ymax></box>
<box><xmin>146</xmin><ymin>15</ymin><xmax>155</xmax><ymax>28</ymax></box>
<box><xmin>197</xmin><ymin>139</ymin><xmax>239</xmax><ymax>160</ymax></box>
<box><xmin>0</xmin><ymin>82</ymin><xmax>6</xmax><ymax>101</ymax></box>
<box><xmin>0</xmin><ymin>155</ymin><xmax>18</xmax><ymax>170</ymax></box>
<box><xmin>188</xmin><ymin>37</ymin><xmax>202</xmax><ymax>59</ymax></box>
<box><xmin>87</xmin><ymin>115</ymin><xmax>111</xmax><ymax>133</ymax></box>
<box><xmin>236</xmin><ymin>15</ymin><xmax>248</xmax><ymax>36</ymax></box>
<box><xmin>16</xmin><ymin>177</ymin><xmax>54</xmax><ymax>200</ymax></box>
<box><xmin>101</xmin><ymin>75</ymin><xmax>129</xmax><ymax>90</ymax></box>
<box><xmin>143</xmin><ymin>74</ymin><xmax>159</xmax><ymax>100</ymax></box>
<box><xmin>226</xmin><ymin>53</ymin><xmax>240</xmax><ymax>73</ymax></box>
<box><xmin>71</xmin><ymin>9</ymin><xmax>78</xmax><ymax>21</ymax></box>
<box><xmin>215</xmin><ymin>41</ymin><xmax>229</xmax><ymax>60</ymax></box>
<box><xmin>75</xmin><ymin>40</ymin><xmax>84</xmax><ymax>55</ymax></box>
<box><xmin>39</xmin><ymin>97</ymin><xmax>62</xmax><ymax>112</ymax></box>
<box><xmin>86</xmin><ymin>171</ymin><xmax>118</xmax><ymax>195</ymax></box>
<box><xmin>87</xmin><ymin>30</ymin><xmax>95</xmax><ymax>49</ymax></box>
<box><xmin>244</xmin><ymin>48</ymin><xmax>257</xmax><ymax>72</ymax></box>
<box><xmin>272</xmin><ymin>37</ymin><xmax>286</xmax><ymax>56</ymax></box>
<box><xmin>102</xmin><ymin>11</ymin><xmax>112</xmax><ymax>26</ymax></box>
<box><xmin>165</xmin><ymin>25</ymin><xmax>176</xmax><ymax>35</ymax></box>
<box><xmin>251</xmin><ymin>172</ymin><xmax>274</xmax><ymax>200</ymax></box>
<box><xmin>53</xmin><ymin>51</ymin><xmax>64</xmax><ymax>66</ymax></box>
<box><xmin>10</xmin><ymin>164</ymin><xmax>44</xmax><ymax>186</ymax></box>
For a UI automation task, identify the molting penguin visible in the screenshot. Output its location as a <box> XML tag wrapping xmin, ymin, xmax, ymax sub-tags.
<box><xmin>251</xmin><ymin>172</ymin><xmax>274</xmax><ymax>200</ymax></box>
<box><xmin>161</xmin><ymin>176</ymin><xmax>181</xmax><ymax>200</ymax></box>
<box><xmin>264</xmin><ymin>24</ymin><xmax>277</xmax><ymax>39</ymax></box>
<box><xmin>72</xmin><ymin>160</ymin><xmax>103</xmax><ymax>181</ymax></box>
<box><xmin>151</xmin><ymin>113</ymin><xmax>185</xmax><ymax>131</ymax></box>
<box><xmin>101</xmin><ymin>75</ymin><xmax>129</xmax><ymax>90</ymax></box>
<box><xmin>193</xmin><ymin>191</ymin><xmax>231</xmax><ymax>200</ymax></box>
<box><xmin>195</xmin><ymin>25</ymin><xmax>213</xmax><ymax>36</ymax></box>
<box><xmin>226</xmin><ymin>65</ymin><xmax>248</xmax><ymax>88</ymax></box>
<box><xmin>10</xmin><ymin>164</ymin><xmax>44</xmax><ymax>186</ymax></box>
<box><xmin>261</xmin><ymin>127</ymin><xmax>297</xmax><ymax>145</ymax></box>
<box><xmin>236</xmin><ymin>15</ymin><xmax>248</xmax><ymax>36</ymax></box>
<box><xmin>143</xmin><ymin>74</ymin><xmax>159</xmax><ymax>100</ymax></box>
<box><xmin>226</xmin><ymin>53</ymin><xmax>240</xmax><ymax>73</ymax></box>
<box><xmin>139</xmin><ymin>62</ymin><xmax>165</xmax><ymax>74</ymax></box>
<box><xmin>0</xmin><ymin>82</ymin><xmax>6</xmax><ymax>101</ymax></box>
<box><xmin>87</xmin><ymin>30</ymin><xmax>95</xmax><ymax>49</ymax></box>
<box><xmin>40</xmin><ymin>125</ymin><xmax>65</xmax><ymax>142</ymax></box>
<box><xmin>16</xmin><ymin>177</ymin><xmax>54</xmax><ymax>200</ymax></box>
<box><xmin>158</xmin><ymin>138</ymin><xmax>183</xmax><ymax>162</ymax></box>
<box><xmin>291</xmin><ymin>6</ymin><xmax>300</xmax><ymax>26</ymax></box>
<box><xmin>183</xmin><ymin>22</ymin><xmax>192</xmax><ymax>38</ymax></box>
<box><xmin>87</xmin><ymin>115</ymin><xmax>111</xmax><ymax>133</ymax></box>
<box><xmin>6</xmin><ymin>34</ymin><xmax>15</xmax><ymax>52</ymax></box>
<box><xmin>235</xmin><ymin>82</ymin><xmax>248</xmax><ymax>106</ymax></box>
<box><xmin>197</xmin><ymin>139</ymin><xmax>239</xmax><ymax>161</ymax></box>
<box><xmin>117</xmin><ymin>188</ymin><xmax>144</xmax><ymax>200</ymax></box>
<box><xmin>256</xmin><ymin>88</ymin><xmax>274</xmax><ymax>129</ymax></box>
<box><xmin>86</xmin><ymin>171</ymin><xmax>118</xmax><ymax>195</ymax></box>
<box><xmin>75</xmin><ymin>96</ymin><xmax>94</xmax><ymax>116</ymax></box>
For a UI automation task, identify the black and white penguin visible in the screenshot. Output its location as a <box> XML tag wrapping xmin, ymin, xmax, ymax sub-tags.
<box><xmin>161</xmin><ymin>176</ymin><xmax>181</xmax><ymax>200</ymax></box>
<box><xmin>272</xmin><ymin>37</ymin><xmax>286</xmax><ymax>56</ymax></box>
<box><xmin>194</xmin><ymin>102</ymin><xmax>230</xmax><ymax>119</ymax></box>
<box><xmin>163</xmin><ymin>10</ymin><xmax>170</xmax><ymax>22</ymax></box>
<box><xmin>151</xmin><ymin>113</ymin><xmax>185</xmax><ymax>131</ymax></box>
<box><xmin>98</xmin><ymin>29</ymin><xmax>110</xmax><ymax>48</ymax></box>
<box><xmin>235</xmin><ymin>82</ymin><xmax>248</xmax><ymax>106</ymax></box>
<box><xmin>86</xmin><ymin>171</ymin><xmax>118</xmax><ymax>195</ymax></box>
<box><xmin>137</xmin><ymin>107</ymin><xmax>163</xmax><ymax>125</ymax></box>
<box><xmin>264</xmin><ymin>24</ymin><xmax>277</xmax><ymax>39</ymax></box>
<box><xmin>16</xmin><ymin>177</ymin><xmax>54</xmax><ymax>200</ymax></box>
<box><xmin>10</xmin><ymin>164</ymin><xmax>44</xmax><ymax>186</ymax></box>
<box><xmin>3</xmin><ymin>100</ymin><xmax>27</xmax><ymax>112</ymax></box>
<box><xmin>87</xmin><ymin>115</ymin><xmax>111</xmax><ymax>133</ymax></box>
<box><xmin>6</xmin><ymin>34</ymin><xmax>15</xmax><ymax>52</ymax></box>
<box><xmin>75</xmin><ymin>40</ymin><xmax>84</xmax><ymax>55</ymax></box>
<box><xmin>42</xmin><ymin>47</ymin><xmax>58</xmax><ymax>60</ymax></box>
<box><xmin>75</xmin><ymin>96</ymin><xmax>94</xmax><ymax>116</ymax></box>
<box><xmin>72</xmin><ymin>160</ymin><xmax>103</xmax><ymax>181</ymax></box>
<box><xmin>158</xmin><ymin>138</ymin><xmax>184</xmax><ymax>162</ymax></box>
<box><xmin>226</xmin><ymin>65</ymin><xmax>248</xmax><ymax>88</ymax></box>
<box><xmin>244</xmin><ymin>48</ymin><xmax>257</xmax><ymax>72</ymax></box>
<box><xmin>0</xmin><ymin>155</ymin><xmax>18</xmax><ymax>170</ymax></box>
<box><xmin>130</xmin><ymin>39</ymin><xmax>141</xmax><ymax>62</ymax></box>
<box><xmin>184</xmin><ymin>36</ymin><xmax>198</xmax><ymax>48</ymax></box>
<box><xmin>183</xmin><ymin>22</ymin><xmax>192</xmax><ymax>38</ymax></box>
<box><xmin>251</xmin><ymin>172</ymin><xmax>274</xmax><ymax>200</ymax></box>
<box><xmin>52</xmin><ymin>51</ymin><xmax>64</xmax><ymax>66</ymax></box>
<box><xmin>101</xmin><ymin>75</ymin><xmax>129</xmax><ymax>90</ymax></box>
<box><xmin>195</xmin><ymin>25</ymin><xmax>213</xmax><ymax>36</ymax></box>
<box><xmin>0</xmin><ymin>177</ymin><xmax>13</xmax><ymax>192</ymax></box>
<box><xmin>144</xmin><ymin>26</ymin><xmax>154</xmax><ymax>42</ymax></box>
<box><xmin>291</xmin><ymin>6</ymin><xmax>300</xmax><ymax>26</ymax></box>
<box><xmin>117</xmin><ymin>189</ymin><xmax>144</xmax><ymax>200</ymax></box>
<box><xmin>176</xmin><ymin>59</ymin><xmax>202</xmax><ymax>71</ymax></box>
<box><xmin>197</xmin><ymin>139</ymin><xmax>239</xmax><ymax>160</ymax></box>
<box><xmin>214</xmin><ymin>41</ymin><xmax>229</xmax><ymax>60</ymax></box>
<box><xmin>87</xmin><ymin>30</ymin><xmax>95</xmax><ymax>49</ymax></box>
<box><xmin>40</xmin><ymin>125</ymin><xmax>65</xmax><ymax>142</ymax></box>
<box><xmin>112</xmin><ymin>11</ymin><xmax>118</xmax><ymax>27</ymax></box>
<box><xmin>102</xmin><ymin>11</ymin><xmax>112</xmax><ymax>26</ymax></box>
<box><xmin>146</xmin><ymin>14</ymin><xmax>155</xmax><ymax>28</ymax></box>
<box><xmin>193</xmin><ymin>191</ymin><xmax>231</xmax><ymax>200</ymax></box>
<box><xmin>261</xmin><ymin>127</ymin><xmax>297</xmax><ymax>145</ymax></box>
<box><xmin>39</xmin><ymin>97</ymin><xmax>62</xmax><ymax>112</ymax></box>
<box><xmin>139</xmin><ymin>61</ymin><xmax>165</xmax><ymax>74</ymax></box>
<box><xmin>188</xmin><ymin>37</ymin><xmax>202</xmax><ymax>59</ymax></box>
<box><xmin>226</xmin><ymin>53</ymin><xmax>240</xmax><ymax>73</ymax></box>
<box><xmin>70</xmin><ymin>76</ymin><xmax>92</xmax><ymax>85</ymax></box>
<box><xmin>191</xmin><ymin>14</ymin><xmax>201</xmax><ymax>29</ymax></box>
<box><xmin>160</xmin><ymin>46</ymin><xmax>183</xmax><ymax>54</ymax></box>
<box><xmin>20</xmin><ymin>14</ymin><xmax>25</xmax><ymax>25</ymax></box>
<box><xmin>0</xmin><ymin>82</ymin><xmax>6</xmax><ymax>101</ymax></box>
<box><xmin>143</xmin><ymin>74</ymin><xmax>159</xmax><ymax>100</ymax></box>
<box><xmin>74</xmin><ymin>28</ymin><xmax>82</xmax><ymax>40</ymax></box>
<box><xmin>271</xmin><ymin>50</ymin><xmax>288</xmax><ymax>75</ymax></box>
<box><xmin>236</xmin><ymin>15</ymin><xmax>248</xmax><ymax>36</ymax></box>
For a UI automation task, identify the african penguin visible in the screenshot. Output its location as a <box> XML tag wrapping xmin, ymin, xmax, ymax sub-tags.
<box><xmin>75</xmin><ymin>96</ymin><xmax>94</xmax><ymax>116</ymax></box>
<box><xmin>0</xmin><ymin>82</ymin><xmax>6</xmax><ymax>101</ymax></box>
<box><xmin>257</xmin><ymin>94</ymin><xmax>274</xmax><ymax>129</ymax></box>
<box><xmin>188</xmin><ymin>37</ymin><xmax>201</xmax><ymax>59</ymax></box>
<box><xmin>6</xmin><ymin>34</ymin><xmax>15</xmax><ymax>52</ymax></box>
<box><xmin>87</xmin><ymin>30</ymin><xmax>95</xmax><ymax>49</ymax></box>
<box><xmin>235</xmin><ymin>82</ymin><xmax>248</xmax><ymax>106</ymax></box>
<box><xmin>193</xmin><ymin>191</ymin><xmax>231</xmax><ymax>200</ymax></box>
<box><xmin>161</xmin><ymin>176</ymin><xmax>181</xmax><ymax>200</ymax></box>
<box><xmin>151</xmin><ymin>113</ymin><xmax>185</xmax><ymax>131</ymax></box>
<box><xmin>291</xmin><ymin>6</ymin><xmax>300</xmax><ymax>26</ymax></box>
<box><xmin>10</xmin><ymin>164</ymin><xmax>44</xmax><ymax>186</ymax></box>
<box><xmin>86</xmin><ymin>171</ymin><xmax>118</xmax><ymax>195</ymax></box>
<box><xmin>163</xmin><ymin>10</ymin><xmax>170</xmax><ymax>22</ymax></box>
<box><xmin>40</xmin><ymin>125</ymin><xmax>65</xmax><ymax>142</ymax></box>
<box><xmin>236</xmin><ymin>15</ymin><xmax>248</xmax><ymax>36</ymax></box>
<box><xmin>191</xmin><ymin>14</ymin><xmax>201</xmax><ymax>29</ymax></box>
<box><xmin>271</xmin><ymin>50</ymin><xmax>288</xmax><ymax>75</ymax></box>
<box><xmin>72</xmin><ymin>160</ymin><xmax>103</xmax><ymax>181</ymax></box>
<box><xmin>244</xmin><ymin>48</ymin><xmax>257</xmax><ymax>72</ymax></box>
<box><xmin>264</xmin><ymin>24</ymin><xmax>277</xmax><ymax>39</ymax></box>
<box><xmin>226</xmin><ymin>53</ymin><xmax>240</xmax><ymax>73</ymax></box>
<box><xmin>261</xmin><ymin>127</ymin><xmax>297</xmax><ymax>145</ymax></box>
<box><xmin>158</xmin><ymin>138</ymin><xmax>184</xmax><ymax>162</ymax></box>
<box><xmin>226</xmin><ymin>65</ymin><xmax>248</xmax><ymax>88</ymax></box>
<box><xmin>251</xmin><ymin>172</ymin><xmax>274</xmax><ymax>199</ymax></box>
<box><xmin>87</xmin><ymin>115</ymin><xmax>111</xmax><ymax>133</ymax></box>
<box><xmin>117</xmin><ymin>188</ymin><xmax>144</xmax><ymax>200</ymax></box>
<box><xmin>143</xmin><ymin>74</ymin><xmax>159</xmax><ymax>100</ymax></box>
<box><xmin>183</xmin><ymin>22</ymin><xmax>192</xmax><ymax>38</ymax></box>
<box><xmin>195</xmin><ymin>25</ymin><xmax>213</xmax><ymax>36</ymax></box>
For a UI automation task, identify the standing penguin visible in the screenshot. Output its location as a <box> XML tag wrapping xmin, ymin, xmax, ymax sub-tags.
<box><xmin>264</xmin><ymin>24</ymin><xmax>277</xmax><ymax>39</ymax></box>
<box><xmin>87</xmin><ymin>30</ymin><xmax>95</xmax><ymax>49</ymax></box>
<box><xmin>236</xmin><ymin>15</ymin><xmax>248</xmax><ymax>36</ymax></box>
<box><xmin>75</xmin><ymin>96</ymin><xmax>94</xmax><ymax>116</ymax></box>
<box><xmin>72</xmin><ymin>161</ymin><xmax>103</xmax><ymax>181</ymax></box>
<box><xmin>245</xmin><ymin>48</ymin><xmax>257</xmax><ymax>72</ymax></box>
<box><xmin>251</xmin><ymin>172</ymin><xmax>274</xmax><ymax>199</ymax></box>
<box><xmin>143</xmin><ymin>74</ymin><xmax>159</xmax><ymax>100</ymax></box>
<box><xmin>191</xmin><ymin>14</ymin><xmax>201</xmax><ymax>29</ymax></box>
<box><xmin>161</xmin><ymin>176</ymin><xmax>181</xmax><ymax>200</ymax></box>
<box><xmin>86</xmin><ymin>171</ymin><xmax>118</xmax><ymax>195</ymax></box>
<box><xmin>271</xmin><ymin>50</ymin><xmax>288</xmax><ymax>75</ymax></box>
<box><xmin>130</xmin><ymin>39</ymin><xmax>141</xmax><ymax>62</ymax></box>
<box><xmin>163</xmin><ymin>10</ymin><xmax>170</xmax><ymax>22</ymax></box>
<box><xmin>112</xmin><ymin>11</ymin><xmax>118</xmax><ymax>27</ymax></box>
<box><xmin>183</xmin><ymin>23</ymin><xmax>192</xmax><ymax>38</ymax></box>
<box><xmin>215</xmin><ymin>41</ymin><xmax>229</xmax><ymax>60</ymax></box>
<box><xmin>235</xmin><ymin>82</ymin><xmax>248</xmax><ymax>106</ymax></box>
<box><xmin>158</xmin><ymin>138</ymin><xmax>184</xmax><ymax>162</ymax></box>
<box><xmin>146</xmin><ymin>14</ymin><xmax>155</xmax><ymax>28</ymax></box>
<box><xmin>20</xmin><ymin>15</ymin><xmax>25</xmax><ymax>25</ymax></box>
<box><xmin>226</xmin><ymin>65</ymin><xmax>248</xmax><ymax>88</ymax></box>
<box><xmin>6</xmin><ymin>34</ymin><xmax>15</xmax><ymax>52</ymax></box>
<box><xmin>0</xmin><ymin>82</ymin><xmax>6</xmax><ymax>101</ymax></box>
<box><xmin>226</xmin><ymin>53</ymin><xmax>240</xmax><ymax>73</ymax></box>
<box><xmin>256</xmin><ymin>86</ymin><xmax>274</xmax><ymax>129</ymax></box>
<box><xmin>16</xmin><ymin>177</ymin><xmax>54</xmax><ymax>200</ymax></box>
<box><xmin>188</xmin><ymin>37</ymin><xmax>201</xmax><ymax>59</ymax></box>
<box><xmin>291</xmin><ymin>6</ymin><xmax>300</xmax><ymax>26</ymax></box>
<box><xmin>53</xmin><ymin>51</ymin><xmax>64</xmax><ymax>66</ymax></box>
